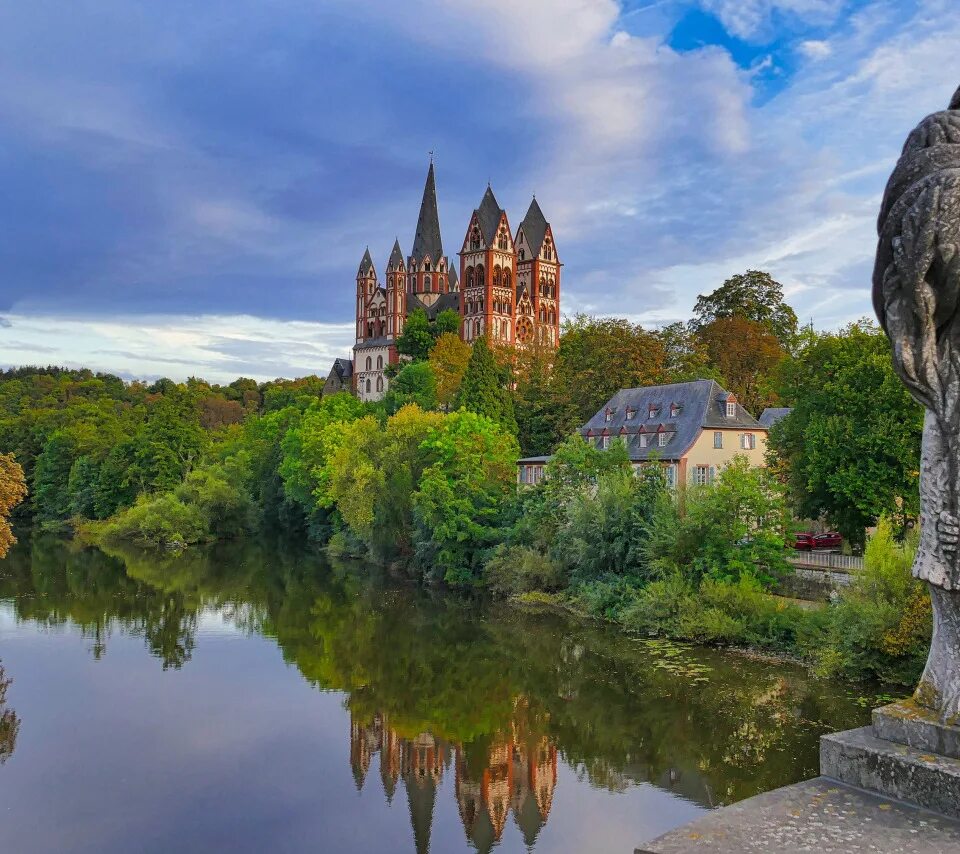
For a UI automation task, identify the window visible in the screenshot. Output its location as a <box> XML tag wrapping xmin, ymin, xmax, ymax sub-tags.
<box><xmin>503</xmin><ymin>269</ymin><xmax>511</xmax><ymax>289</ymax></box>
<box><xmin>714</xmin><ymin>431</ymin><xmax>723</xmax><ymax>449</ymax></box>
<box><xmin>601</xmin><ymin>435</ymin><xmax>610</xmax><ymax>450</ymax></box>
<box><xmin>670</xmin><ymin>404</ymin><xmax>680</xmax><ymax>418</ymax></box>
<box><xmin>639</xmin><ymin>434</ymin><xmax>648</xmax><ymax>448</ymax></box>
<box><xmin>519</xmin><ymin>249</ymin><xmax>525</xmax><ymax>260</ymax></box>
<box><xmin>658</xmin><ymin>432</ymin><xmax>668</xmax><ymax>447</ymax></box>
<box><xmin>626</xmin><ymin>406</ymin><xmax>635</xmax><ymax>420</ymax></box>
<box><xmin>466</xmin><ymin>267</ymin><xmax>474</xmax><ymax>288</ymax></box>
<box><xmin>365</xmin><ymin>379</ymin><xmax>371</xmax><ymax>394</ymax></box>
<box><xmin>648</xmin><ymin>405</ymin><xmax>658</xmax><ymax>420</ymax></box>
<box><xmin>376</xmin><ymin>376</ymin><xmax>383</xmax><ymax>393</ymax></box>
<box><xmin>726</xmin><ymin>401</ymin><xmax>736</xmax><ymax>417</ymax></box>
<box><xmin>741</xmin><ymin>433</ymin><xmax>756</xmax><ymax>450</ymax></box>
<box><xmin>365</xmin><ymin>356</ymin><xmax>372</xmax><ymax>371</ymax></box>
<box><xmin>424</xmin><ymin>274</ymin><xmax>432</xmax><ymax>292</ymax></box>
<box><xmin>665</xmin><ymin>465</ymin><xmax>677</xmax><ymax>489</ymax></box>
<box><xmin>695</xmin><ymin>465</ymin><xmax>710</xmax><ymax>486</ymax></box>
<box><xmin>604</xmin><ymin>408</ymin><xmax>613</xmax><ymax>422</ymax></box>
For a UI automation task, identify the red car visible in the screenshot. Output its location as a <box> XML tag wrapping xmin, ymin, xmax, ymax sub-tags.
<box><xmin>793</xmin><ymin>531</ymin><xmax>843</xmax><ymax>551</ymax></box>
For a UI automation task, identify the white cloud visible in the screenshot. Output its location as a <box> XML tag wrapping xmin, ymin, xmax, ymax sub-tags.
<box><xmin>0</xmin><ymin>313</ymin><xmax>354</xmax><ymax>384</ymax></box>
<box><xmin>798</xmin><ymin>39</ymin><xmax>832</xmax><ymax>60</ymax></box>
<box><xmin>700</xmin><ymin>0</ymin><xmax>846</xmax><ymax>41</ymax></box>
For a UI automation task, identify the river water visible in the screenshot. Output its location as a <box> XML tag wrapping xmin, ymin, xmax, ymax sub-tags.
<box><xmin>0</xmin><ymin>536</ymin><xmax>869</xmax><ymax>853</ymax></box>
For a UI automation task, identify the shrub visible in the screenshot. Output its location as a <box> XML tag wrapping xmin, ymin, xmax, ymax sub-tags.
<box><xmin>99</xmin><ymin>493</ymin><xmax>206</xmax><ymax>547</ymax></box>
<box><xmin>812</xmin><ymin>517</ymin><xmax>929</xmax><ymax>685</ymax></box>
<box><xmin>483</xmin><ymin>545</ymin><xmax>564</xmax><ymax>596</ymax></box>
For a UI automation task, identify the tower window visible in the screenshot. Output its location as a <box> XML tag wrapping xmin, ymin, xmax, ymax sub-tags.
<box><xmin>377</xmin><ymin>355</ymin><xmax>383</xmax><ymax>370</ymax></box>
<box><xmin>365</xmin><ymin>357</ymin><xmax>372</xmax><ymax>371</ymax></box>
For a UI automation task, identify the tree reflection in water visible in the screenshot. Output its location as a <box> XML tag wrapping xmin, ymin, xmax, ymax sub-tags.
<box><xmin>0</xmin><ymin>534</ymin><xmax>872</xmax><ymax>849</ymax></box>
<box><xmin>0</xmin><ymin>661</ymin><xmax>20</xmax><ymax>765</ymax></box>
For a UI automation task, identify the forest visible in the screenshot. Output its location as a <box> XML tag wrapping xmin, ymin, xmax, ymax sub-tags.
<box><xmin>0</xmin><ymin>270</ymin><xmax>929</xmax><ymax>685</ymax></box>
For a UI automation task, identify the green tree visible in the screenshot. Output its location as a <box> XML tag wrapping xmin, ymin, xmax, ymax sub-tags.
<box><xmin>767</xmin><ymin>321</ymin><xmax>921</xmax><ymax>547</ymax></box>
<box><xmin>428</xmin><ymin>333</ymin><xmax>471</xmax><ymax>409</ymax></box>
<box><xmin>32</xmin><ymin>431</ymin><xmax>79</xmax><ymax>521</ymax></box>
<box><xmin>691</xmin><ymin>270</ymin><xmax>798</xmax><ymax>349</ymax></box>
<box><xmin>384</xmin><ymin>362</ymin><xmax>438</xmax><ymax>414</ymax></box>
<box><xmin>655</xmin><ymin>322</ymin><xmax>722</xmax><ymax>384</ymax></box>
<box><xmin>413</xmin><ymin>410</ymin><xmax>519</xmax><ymax>586</ymax></box>
<box><xmin>433</xmin><ymin>309</ymin><xmax>462</xmax><ymax>338</ymax></box>
<box><xmin>552</xmin><ymin>316</ymin><xmax>667</xmax><ymax>436</ymax></box>
<box><xmin>456</xmin><ymin>337</ymin><xmax>517</xmax><ymax>434</ymax></box>
<box><xmin>396</xmin><ymin>308</ymin><xmax>436</xmax><ymax>362</ymax></box>
<box><xmin>67</xmin><ymin>456</ymin><xmax>100</xmax><ymax>518</ymax></box>
<box><xmin>135</xmin><ymin>390</ymin><xmax>208</xmax><ymax>493</ymax></box>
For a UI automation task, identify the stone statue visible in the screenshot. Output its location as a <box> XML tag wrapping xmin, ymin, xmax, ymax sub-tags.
<box><xmin>874</xmin><ymin>84</ymin><xmax>960</xmax><ymax>722</ymax></box>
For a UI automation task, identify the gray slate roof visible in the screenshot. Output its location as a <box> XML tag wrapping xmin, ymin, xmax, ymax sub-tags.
<box><xmin>476</xmin><ymin>186</ymin><xmax>504</xmax><ymax>246</ymax></box>
<box><xmin>410</xmin><ymin>163</ymin><xmax>444</xmax><ymax>264</ymax></box>
<box><xmin>357</xmin><ymin>247</ymin><xmax>374</xmax><ymax>277</ymax></box>
<box><xmin>519</xmin><ymin>197</ymin><xmax>548</xmax><ymax>256</ymax></box>
<box><xmin>759</xmin><ymin>407</ymin><xmax>792</xmax><ymax>428</ymax></box>
<box><xmin>328</xmin><ymin>357</ymin><xmax>353</xmax><ymax>380</ymax></box>
<box><xmin>581</xmin><ymin>379</ymin><xmax>765</xmax><ymax>461</ymax></box>
<box><xmin>448</xmin><ymin>264</ymin><xmax>458</xmax><ymax>289</ymax></box>
<box><xmin>388</xmin><ymin>239</ymin><xmax>405</xmax><ymax>270</ymax></box>
<box><xmin>406</xmin><ymin>291</ymin><xmax>460</xmax><ymax>321</ymax></box>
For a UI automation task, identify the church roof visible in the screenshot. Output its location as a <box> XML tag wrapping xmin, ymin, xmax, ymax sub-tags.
<box><xmin>448</xmin><ymin>264</ymin><xmax>458</xmax><ymax>288</ymax></box>
<box><xmin>388</xmin><ymin>239</ymin><xmax>405</xmax><ymax>270</ymax></box>
<box><xmin>476</xmin><ymin>186</ymin><xmax>504</xmax><ymax>246</ymax></box>
<box><xmin>581</xmin><ymin>379</ymin><xmax>764</xmax><ymax>462</ymax></box>
<box><xmin>410</xmin><ymin>162</ymin><xmax>444</xmax><ymax>264</ymax></box>
<box><xmin>357</xmin><ymin>247</ymin><xmax>375</xmax><ymax>277</ymax></box>
<box><xmin>406</xmin><ymin>291</ymin><xmax>460</xmax><ymax>321</ymax></box>
<box><xmin>520</xmin><ymin>197</ymin><xmax>548</xmax><ymax>256</ymax></box>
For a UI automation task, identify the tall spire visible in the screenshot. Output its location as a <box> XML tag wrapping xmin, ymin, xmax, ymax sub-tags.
<box><xmin>357</xmin><ymin>247</ymin><xmax>374</xmax><ymax>278</ymax></box>
<box><xmin>520</xmin><ymin>197</ymin><xmax>548</xmax><ymax>256</ymax></box>
<box><xmin>410</xmin><ymin>162</ymin><xmax>443</xmax><ymax>263</ymax></box>
<box><xmin>476</xmin><ymin>186</ymin><xmax>503</xmax><ymax>246</ymax></box>
<box><xmin>388</xmin><ymin>238</ymin><xmax>404</xmax><ymax>270</ymax></box>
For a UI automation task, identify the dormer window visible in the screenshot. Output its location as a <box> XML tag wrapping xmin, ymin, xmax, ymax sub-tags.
<box><xmin>658</xmin><ymin>432</ymin><xmax>668</xmax><ymax>447</ymax></box>
<box><xmin>648</xmin><ymin>405</ymin><xmax>659</xmax><ymax>420</ymax></box>
<box><xmin>670</xmin><ymin>403</ymin><xmax>680</xmax><ymax>418</ymax></box>
<box><xmin>604</xmin><ymin>408</ymin><xmax>613</xmax><ymax>423</ymax></box>
<box><xmin>601</xmin><ymin>435</ymin><xmax>610</xmax><ymax>450</ymax></box>
<box><xmin>725</xmin><ymin>399</ymin><xmax>736</xmax><ymax>417</ymax></box>
<box><xmin>639</xmin><ymin>434</ymin><xmax>648</xmax><ymax>448</ymax></box>
<box><xmin>625</xmin><ymin>406</ymin><xmax>636</xmax><ymax>420</ymax></box>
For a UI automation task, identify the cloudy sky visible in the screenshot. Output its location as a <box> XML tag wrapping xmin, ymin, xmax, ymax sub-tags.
<box><xmin>2</xmin><ymin>0</ymin><xmax>959</xmax><ymax>383</ymax></box>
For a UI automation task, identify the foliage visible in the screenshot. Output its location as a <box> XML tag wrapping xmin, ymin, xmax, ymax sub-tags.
<box><xmin>97</xmin><ymin>492</ymin><xmax>207</xmax><ymax>548</ymax></box>
<box><xmin>551</xmin><ymin>315</ymin><xmax>667</xmax><ymax>436</ymax></box>
<box><xmin>654</xmin><ymin>322</ymin><xmax>723</xmax><ymax>384</ymax></box>
<box><xmin>396</xmin><ymin>308</ymin><xmax>462</xmax><ymax>362</ymax></box>
<box><xmin>413</xmin><ymin>410</ymin><xmax>519</xmax><ymax>586</ymax></box>
<box><xmin>455</xmin><ymin>336</ymin><xmax>517</xmax><ymax>434</ymax></box>
<box><xmin>691</xmin><ymin>270</ymin><xmax>799</xmax><ymax>349</ymax></box>
<box><xmin>428</xmin><ymin>332</ymin><xmax>471</xmax><ymax>409</ymax></box>
<box><xmin>0</xmin><ymin>454</ymin><xmax>27</xmax><ymax>559</ymax></box>
<box><xmin>384</xmin><ymin>361</ymin><xmax>438</xmax><ymax>414</ymax></box>
<box><xmin>510</xmin><ymin>340</ymin><xmax>557</xmax><ymax>456</ymax></box>
<box><xmin>812</xmin><ymin>517</ymin><xmax>929</xmax><ymax>685</ymax></box>
<box><xmin>768</xmin><ymin>321</ymin><xmax>922</xmax><ymax>546</ymax></box>
<box><xmin>644</xmin><ymin>457</ymin><xmax>791</xmax><ymax>586</ymax></box>
<box><xmin>483</xmin><ymin>544</ymin><xmax>564</xmax><ymax>595</ymax></box>
<box><xmin>699</xmin><ymin>316</ymin><xmax>785</xmax><ymax>415</ymax></box>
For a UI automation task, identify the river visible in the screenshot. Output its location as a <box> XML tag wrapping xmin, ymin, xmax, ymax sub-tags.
<box><xmin>0</xmin><ymin>535</ymin><xmax>870</xmax><ymax>853</ymax></box>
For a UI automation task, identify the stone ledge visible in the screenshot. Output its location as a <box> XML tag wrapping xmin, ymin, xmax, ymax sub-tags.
<box><xmin>874</xmin><ymin>701</ymin><xmax>960</xmax><ymax>760</ymax></box>
<box><xmin>637</xmin><ymin>777</ymin><xmax>960</xmax><ymax>853</ymax></box>
<box><xmin>821</xmin><ymin>725</ymin><xmax>960</xmax><ymax>818</ymax></box>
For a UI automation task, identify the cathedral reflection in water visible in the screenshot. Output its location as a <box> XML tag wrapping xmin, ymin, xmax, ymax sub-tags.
<box><xmin>350</xmin><ymin>699</ymin><xmax>557</xmax><ymax>853</ymax></box>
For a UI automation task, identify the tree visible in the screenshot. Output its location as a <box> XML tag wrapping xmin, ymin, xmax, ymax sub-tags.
<box><xmin>383</xmin><ymin>362</ymin><xmax>438</xmax><ymax>414</ymax></box>
<box><xmin>456</xmin><ymin>337</ymin><xmax>517</xmax><ymax>434</ymax></box>
<box><xmin>655</xmin><ymin>322</ymin><xmax>722</xmax><ymax>384</ymax></box>
<box><xmin>433</xmin><ymin>309</ymin><xmax>462</xmax><ymax>338</ymax></box>
<box><xmin>552</xmin><ymin>316</ymin><xmax>667</xmax><ymax>436</ymax></box>
<box><xmin>699</xmin><ymin>316</ymin><xmax>785</xmax><ymax>415</ymax></box>
<box><xmin>32</xmin><ymin>431</ymin><xmax>78</xmax><ymax>521</ymax></box>
<box><xmin>691</xmin><ymin>270</ymin><xmax>798</xmax><ymax>349</ymax></box>
<box><xmin>413</xmin><ymin>410</ymin><xmax>519</xmax><ymax>586</ymax></box>
<box><xmin>510</xmin><ymin>339</ymin><xmax>557</xmax><ymax>456</ymax></box>
<box><xmin>428</xmin><ymin>333</ymin><xmax>471</xmax><ymax>409</ymax></box>
<box><xmin>0</xmin><ymin>454</ymin><xmax>27</xmax><ymax>558</ymax></box>
<box><xmin>134</xmin><ymin>389</ymin><xmax>208</xmax><ymax>493</ymax></box>
<box><xmin>767</xmin><ymin>321</ymin><xmax>922</xmax><ymax>547</ymax></box>
<box><xmin>396</xmin><ymin>308</ymin><xmax>436</xmax><ymax>362</ymax></box>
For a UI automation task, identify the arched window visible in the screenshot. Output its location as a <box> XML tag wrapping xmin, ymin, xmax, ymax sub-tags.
<box><xmin>424</xmin><ymin>274</ymin><xmax>432</xmax><ymax>292</ymax></box>
<box><xmin>376</xmin><ymin>376</ymin><xmax>384</xmax><ymax>392</ymax></box>
<box><xmin>474</xmin><ymin>320</ymin><xmax>481</xmax><ymax>337</ymax></box>
<box><xmin>503</xmin><ymin>269</ymin><xmax>511</xmax><ymax>289</ymax></box>
<box><xmin>497</xmin><ymin>229</ymin><xmax>508</xmax><ymax>251</ymax></box>
<box><xmin>365</xmin><ymin>379</ymin><xmax>371</xmax><ymax>393</ymax></box>
<box><xmin>376</xmin><ymin>355</ymin><xmax>383</xmax><ymax>369</ymax></box>
<box><xmin>425</xmin><ymin>260</ymin><xmax>432</xmax><ymax>272</ymax></box>
<box><xmin>365</xmin><ymin>356</ymin><xmax>372</xmax><ymax>371</ymax></box>
<box><xmin>470</xmin><ymin>227</ymin><xmax>481</xmax><ymax>250</ymax></box>
<box><xmin>492</xmin><ymin>265</ymin><xmax>501</xmax><ymax>287</ymax></box>
<box><xmin>466</xmin><ymin>266</ymin><xmax>474</xmax><ymax>288</ymax></box>
<box><xmin>475</xmin><ymin>264</ymin><xmax>484</xmax><ymax>285</ymax></box>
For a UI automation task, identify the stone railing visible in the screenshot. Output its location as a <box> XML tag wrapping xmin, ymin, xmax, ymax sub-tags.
<box><xmin>787</xmin><ymin>551</ymin><xmax>863</xmax><ymax>572</ymax></box>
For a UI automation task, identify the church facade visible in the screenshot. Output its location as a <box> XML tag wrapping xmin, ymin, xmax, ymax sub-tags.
<box><xmin>334</xmin><ymin>162</ymin><xmax>562</xmax><ymax>402</ymax></box>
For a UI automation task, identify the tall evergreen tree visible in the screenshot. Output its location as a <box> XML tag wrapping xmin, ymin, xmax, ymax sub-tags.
<box><xmin>456</xmin><ymin>337</ymin><xmax>517</xmax><ymax>434</ymax></box>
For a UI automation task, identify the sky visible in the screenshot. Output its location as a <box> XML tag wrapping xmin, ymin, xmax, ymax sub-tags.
<box><xmin>2</xmin><ymin>0</ymin><xmax>959</xmax><ymax>383</ymax></box>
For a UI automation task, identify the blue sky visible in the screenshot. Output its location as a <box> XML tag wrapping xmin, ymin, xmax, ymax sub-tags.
<box><xmin>1</xmin><ymin>0</ymin><xmax>958</xmax><ymax>382</ymax></box>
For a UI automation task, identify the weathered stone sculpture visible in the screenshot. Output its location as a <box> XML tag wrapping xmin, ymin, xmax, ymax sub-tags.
<box><xmin>873</xmin><ymin>84</ymin><xmax>960</xmax><ymax>723</ymax></box>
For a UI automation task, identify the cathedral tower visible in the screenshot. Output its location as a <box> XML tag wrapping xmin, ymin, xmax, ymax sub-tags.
<box><xmin>386</xmin><ymin>238</ymin><xmax>406</xmax><ymax>339</ymax></box>
<box><xmin>407</xmin><ymin>161</ymin><xmax>452</xmax><ymax>302</ymax></box>
<box><xmin>459</xmin><ymin>186</ymin><xmax>517</xmax><ymax>345</ymax></box>
<box><xmin>515</xmin><ymin>197</ymin><xmax>561</xmax><ymax>347</ymax></box>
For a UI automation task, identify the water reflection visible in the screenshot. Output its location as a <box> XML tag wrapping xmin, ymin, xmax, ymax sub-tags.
<box><xmin>351</xmin><ymin>700</ymin><xmax>558</xmax><ymax>853</ymax></box>
<box><xmin>0</xmin><ymin>535</ymin><xmax>871</xmax><ymax>853</ymax></box>
<box><xmin>0</xmin><ymin>661</ymin><xmax>18</xmax><ymax>764</ymax></box>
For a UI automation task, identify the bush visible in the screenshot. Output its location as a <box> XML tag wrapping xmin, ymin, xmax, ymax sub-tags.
<box><xmin>483</xmin><ymin>545</ymin><xmax>564</xmax><ymax>596</ymax></box>
<box><xmin>98</xmin><ymin>493</ymin><xmax>206</xmax><ymax>547</ymax></box>
<box><xmin>812</xmin><ymin>517</ymin><xmax>929</xmax><ymax>685</ymax></box>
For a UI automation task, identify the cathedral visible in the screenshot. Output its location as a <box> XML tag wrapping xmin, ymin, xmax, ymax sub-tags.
<box><xmin>326</xmin><ymin>162</ymin><xmax>562</xmax><ymax>402</ymax></box>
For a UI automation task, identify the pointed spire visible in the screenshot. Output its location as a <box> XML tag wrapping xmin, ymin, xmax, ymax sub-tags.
<box><xmin>520</xmin><ymin>196</ymin><xmax>548</xmax><ymax>256</ymax></box>
<box><xmin>410</xmin><ymin>162</ymin><xmax>443</xmax><ymax>264</ymax></box>
<box><xmin>476</xmin><ymin>186</ymin><xmax>503</xmax><ymax>246</ymax></box>
<box><xmin>358</xmin><ymin>247</ymin><xmax>374</xmax><ymax>278</ymax></box>
<box><xmin>388</xmin><ymin>238</ymin><xmax>404</xmax><ymax>270</ymax></box>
